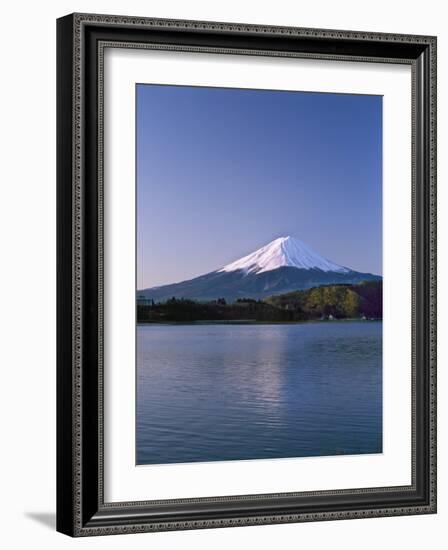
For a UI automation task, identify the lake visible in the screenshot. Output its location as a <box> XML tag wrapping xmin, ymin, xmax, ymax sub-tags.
<box><xmin>137</xmin><ymin>321</ymin><xmax>382</xmax><ymax>465</ymax></box>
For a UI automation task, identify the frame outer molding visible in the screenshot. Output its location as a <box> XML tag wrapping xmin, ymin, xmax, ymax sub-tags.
<box><xmin>56</xmin><ymin>12</ymin><xmax>437</xmax><ymax>537</ymax></box>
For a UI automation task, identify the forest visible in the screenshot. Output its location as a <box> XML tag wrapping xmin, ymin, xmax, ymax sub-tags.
<box><xmin>137</xmin><ymin>280</ymin><xmax>382</xmax><ymax>323</ymax></box>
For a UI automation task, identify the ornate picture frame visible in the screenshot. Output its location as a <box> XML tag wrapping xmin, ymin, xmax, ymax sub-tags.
<box><xmin>57</xmin><ymin>13</ymin><xmax>437</xmax><ymax>536</ymax></box>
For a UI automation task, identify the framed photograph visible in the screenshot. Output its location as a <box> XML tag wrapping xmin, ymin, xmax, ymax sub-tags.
<box><xmin>57</xmin><ymin>13</ymin><xmax>437</xmax><ymax>536</ymax></box>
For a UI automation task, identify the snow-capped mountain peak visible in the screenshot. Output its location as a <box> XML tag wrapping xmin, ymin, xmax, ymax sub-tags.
<box><xmin>219</xmin><ymin>236</ymin><xmax>349</xmax><ymax>275</ymax></box>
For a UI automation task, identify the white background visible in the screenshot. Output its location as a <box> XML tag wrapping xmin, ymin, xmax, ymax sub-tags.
<box><xmin>105</xmin><ymin>49</ymin><xmax>412</xmax><ymax>501</ymax></box>
<box><xmin>0</xmin><ymin>1</ymin><xmax>445</xmax><ymax>549</ymax></box>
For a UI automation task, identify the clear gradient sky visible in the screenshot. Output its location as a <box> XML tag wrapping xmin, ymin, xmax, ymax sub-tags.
<box><xmin>137</xmin><ymin>84</ymin><xmax>382</xmax><ymax>289</ymax></box>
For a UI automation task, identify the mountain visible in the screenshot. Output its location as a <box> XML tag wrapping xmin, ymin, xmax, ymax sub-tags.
<box><xmin>138</xmin><ymin>236</ymin><xmax>381</xmax><ymax>303</ymax></box>
<box><xmin>219</xmin><ymin>236</ymin><xmax>349</xmax><ymax>274</ymax></box>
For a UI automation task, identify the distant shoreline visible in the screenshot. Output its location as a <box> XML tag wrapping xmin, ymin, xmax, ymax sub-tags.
<box><xmin>137</xmin><ymin>281</ymin><xmax>382</xmax><ymax>325</ymax></box>
<box><xmin>137</xmin><ymin>318</ymin><xmax>382</xmax><ymax>326</ymax></box>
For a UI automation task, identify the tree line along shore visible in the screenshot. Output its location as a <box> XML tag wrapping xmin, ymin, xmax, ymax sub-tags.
<box><xmin>137</xmin><ymin>280</ymin><xmax>382</xmax><ymax>324</ymax></box>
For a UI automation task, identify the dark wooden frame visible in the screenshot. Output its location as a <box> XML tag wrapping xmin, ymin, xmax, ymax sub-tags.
<box><xmin>57</xmin><ymin>13</ymin><xmax>437</xmax><ymax>537</ymax></box>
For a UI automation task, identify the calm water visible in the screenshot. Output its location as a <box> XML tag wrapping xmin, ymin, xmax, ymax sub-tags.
<box><xmin>137</xmin><ymin>321</ymin><xmax>382</xmax><ymax>465</ymax></box>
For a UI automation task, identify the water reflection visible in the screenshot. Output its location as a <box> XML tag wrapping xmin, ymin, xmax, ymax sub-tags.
<box><xmin>137</xmin><ymin>321</ymin><xmax>382</xmax><ymax>464</ymax></box>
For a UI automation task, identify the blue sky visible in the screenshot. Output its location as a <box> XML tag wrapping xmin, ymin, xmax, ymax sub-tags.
<box><xmin>137</xmin><ymin>84</ymin><xmax>382</xmax><ymax>289</ymax></box>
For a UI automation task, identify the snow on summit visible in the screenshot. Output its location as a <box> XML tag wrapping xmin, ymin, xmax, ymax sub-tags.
<box><xmin>219</xmin><ymin>236</ymin><xmax>349</xmax><ymax>275</ymax></box>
